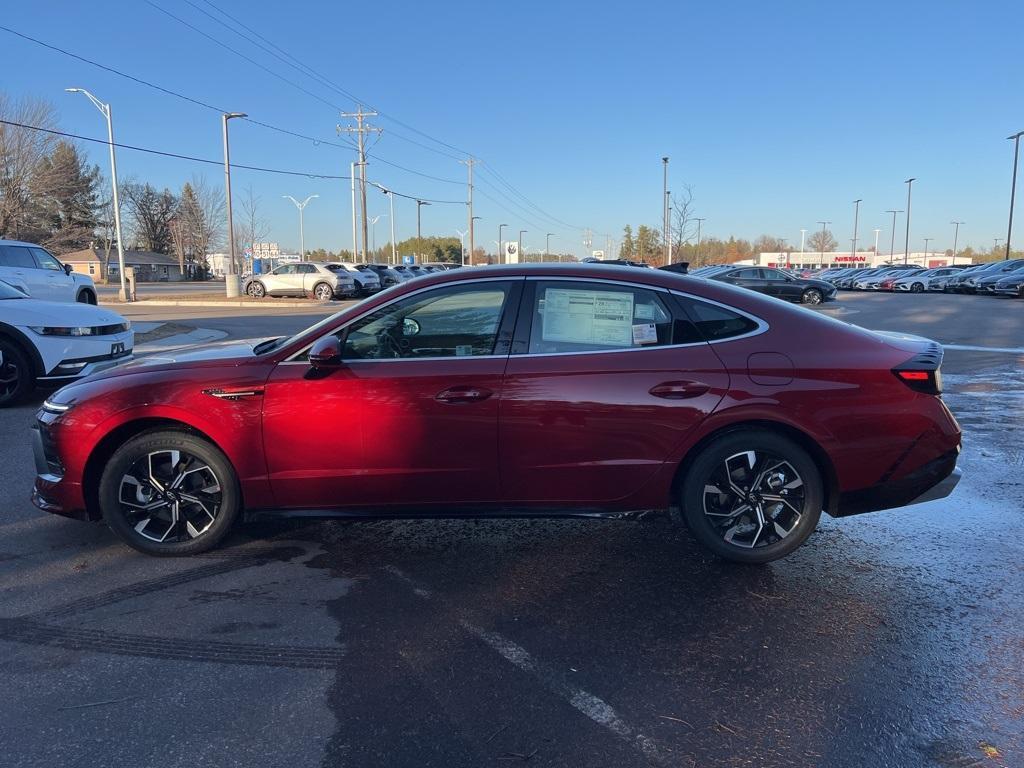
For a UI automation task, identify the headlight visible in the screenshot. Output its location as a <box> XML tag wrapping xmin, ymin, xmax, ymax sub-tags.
<box><xmin>41</xmin><ymin>398</ymin><xmax>72</xmax><ymax>414</ymax></box>
<box><xmin>29</xmin><ymin>322</ymin><xmax>130</xmax><ymax>336</ymax></box>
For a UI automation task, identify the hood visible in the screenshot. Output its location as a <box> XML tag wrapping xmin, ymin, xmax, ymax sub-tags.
<box><xmin>82</xmin><ymin>337</ymin><xmax>268</xmax><ymax>381</ymax></box>
<box><xmin>4</xmin><ymin>297</ymin><xmax>126</xmax><ymax>327</ymax></box>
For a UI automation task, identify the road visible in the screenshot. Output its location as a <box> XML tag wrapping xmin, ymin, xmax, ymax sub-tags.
<box><xmin>1</xmin><ymin>291</ymin><xmax>1021</xmax><ymax>768</ymax></box>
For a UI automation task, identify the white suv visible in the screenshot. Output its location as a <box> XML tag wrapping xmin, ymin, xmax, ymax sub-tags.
<box><xmin>0</xmin><ymin>240</ymin><xmax>98</xmax><ymax>304</ymax></box>
<box><xmin>243</xmin><ymin>262</ymin><xmax>357</xmax><ymax>300</ymax></box>
<box><xmin>0</xmin><ymin>279</ymin><xmax>132</xmax><ymax>406</ymax></box>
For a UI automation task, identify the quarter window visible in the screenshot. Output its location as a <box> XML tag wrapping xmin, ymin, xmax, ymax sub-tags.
<box><xmin>526</xmin><ymin>281</ymin><xmax>687</xmax><ymax>354</ymax></box>
<box><xmin>679</xmin><ymin>296</ymin><xmax>760</xmax><ymax>341</ymax></box>
<box><xmin>340</xmin><ymin>282</ymin><xmax>513</xmax><ymax>360</ymax></box>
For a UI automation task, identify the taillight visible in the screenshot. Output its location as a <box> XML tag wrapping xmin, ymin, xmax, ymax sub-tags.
<box><xmin>893</xmin><ymin>346</ymin><xmax>943</xmax><ymax>395</ymax></box>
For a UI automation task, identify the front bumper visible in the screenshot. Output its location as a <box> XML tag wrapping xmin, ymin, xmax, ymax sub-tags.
<box><xmin>994</xmin><ymin>285</ymin><xmax>1023</xmax><ymax>296</ymax></box>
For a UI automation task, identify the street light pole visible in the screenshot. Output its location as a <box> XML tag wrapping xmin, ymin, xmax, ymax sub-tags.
<box><xmin>904</xmin><ymin>178</ymin><xmax>916</xmax><ymax>265</ymax></box>
<box><xmin>370</xmin><ymin>214</ymin><xmax>383</xmax><ymax>255</ymax></box>
<box><xmin>498</xmin><ymin>223</ymin><xmax>507</xmax><ymax>264</ymax></box>
<box><xmin>519</xmin><ymin>230</ymin><xmax>527</xmax><ymax>264</ymax></box>
<box><xmin>388</xmin><ymin>190</ymin><xmax>396</xmax><ymax>264</ymax></box>
<box><xmin>873</xmin><ymin>228</ymin><xmax>881</xmax><ymax>256</ymax></box>
<box><xmin>65</xmin><ymin>88</ymin><xmax>130</xmax><ymax>301</ymax></box>
<box><xmin>350</xmin><ymin>162</ymin><xmax>359</xmax><ymax>260</ymax></box>
<box><xmin>221</xmin><ymin>111</ymin><xmax>248</xmax><ymax>297</ymax></box>
<box><xmin>416</xmin><ymin>200</ymin><xmax>430</xmax><ymax>260</ymax></box>
<box><xmin>817</xmin><ymin>221</ymin><xmax>830</xmax><ymax>261</ymax></box>
<box><xmin>471</xmin><ymin>216</ymin><xmax>482</xmax><ymax>264</ymax></box>
<box><xmin>885</xmin><ymin>210</ymin><xmax>903</xmax><ymax>260</ymax></box>
<box><xmin>851</xmin><ymin>199</ymin><xmax>862</xmax><ymax>261</ymax></box>
<box><xmin>283</xmin><ymin>195</ymin><xmax>318</xmax><ymax>260</ymax></box>
<box><xmin>455</xmin><ymin>229</ymin><xmax>467</xmax><ymax>265</ymax></box>
<box><xmin>694</xmin><ymin>217</ymin><xmax>706</xmax><ymax>263</ymax></box>
<box><xmin>923</xmin><ymin>237</ymin><xmax>932</xmax><ymax>262</ymax></box>
<box><xmin>950</xmin><ymin>221</ymin><xmax>964</xmax><ymax>265</ymax></box>
<box><xmin>799</xmin><ymin>228</ymin><xmax>806</xmax><ymax>257</ymax></box>
<box><xmin>546</xmin><ymin>233</ymin><xmax>554</xmax><ymax>261</ymax></box>
<box><xmin>1005</xmin><ymin>131</ymin><xmax>1024</xmax><ymax>260</ymax></box>
<box><xmin>662</xmin><ymin>157</ymin><xmax>670</xmax><ymax>264</ymax></box>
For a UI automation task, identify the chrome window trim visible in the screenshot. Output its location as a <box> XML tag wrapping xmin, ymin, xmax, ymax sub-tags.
<box><xmin>283</xmin><ymin>276</ymin><xmax>519</xmax><ymax>363</ymax></box>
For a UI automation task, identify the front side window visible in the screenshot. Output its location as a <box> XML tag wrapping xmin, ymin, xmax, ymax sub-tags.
<box><xmin>30</xmin><ymin>247</ymin><xmax>63</xmax><ymax>271</ymax></box>
<box><xmin>526</xmin><ymin>281</ymin><xmax>688</xmax><ymax>354</ymax></box>
<box><xmin>273</xmin><ymin>265</ymin><xmax>295</xmax><ymax>275</ymax></box>
<box><xmin>340</xmin><ymin>282</ymin><xmax>513</xmax><ymax>360</ymax></box>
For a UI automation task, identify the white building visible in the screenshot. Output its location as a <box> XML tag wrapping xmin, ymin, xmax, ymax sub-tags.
<box><xmin>754</xmin><ymin>251</ymin><xmax>973</xmax><ymax>270</ymax></box>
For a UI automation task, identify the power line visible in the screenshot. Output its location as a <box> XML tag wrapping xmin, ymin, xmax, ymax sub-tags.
<box><xmin>474</xmin><ymin>173</ymin><xmax>576</xmax><ymax>234</ymax></box>
<box><xmin>477</xmin><ymin>164</ymin><xmax>585</xmax><ymax>230</ymax></box>
<box><xmin>0</xmin><ymin>119</ymin><xmax>464</xmax><ymax>203</ymax></box>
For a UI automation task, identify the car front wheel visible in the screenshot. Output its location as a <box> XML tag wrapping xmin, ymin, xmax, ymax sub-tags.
<box><xmin>98</xmin><ymin>430</ymin><xmax>241</xmax><ymax>556</ymax></box>
<box><xmin>246</xmin><ymin>281</ymin><xmax>266</xmax><ymax>298</ymax></box>
<box><xmin>76</xmin><ymin>289</ymin><xmax>97</xmax><ymax>305</ymax></box>
<box><xmin>678</xmin><ymin>430</ymin><xmax>823</xmax><ymax>564</ymax></box>
<box><xmin>911</xmin><ymin>282</ymin><xmax>924</xmax><ymax>293</ymax></box>
<box><xmin>801</xmin><ymin>288</ymin><xmax>823</xmax><ymax>305</ymax></box>
<box><xmin>0</xmin><ymin>339</ymin><xmax>33</xmax><ymax>407</ymax></box>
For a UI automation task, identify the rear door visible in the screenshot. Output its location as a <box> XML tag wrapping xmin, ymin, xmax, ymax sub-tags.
<box><xmin>499</xmin><ymin>279</ymin><xmax>729</xmax><ymax>505</ymax></box>
<box><xmin>296</xmin><ymin>263</ymin><xmax>318</xmax><ymax>294</ymax></box>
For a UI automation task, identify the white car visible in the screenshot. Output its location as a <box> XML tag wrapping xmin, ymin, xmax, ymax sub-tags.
<box><xmin>323</xmin><ymin>263</ymin><xmax>382</xmax><ymax>296</ymax></box>
<box><xmin>893</xmin><ymin>267</ymin><xmax>964</xmax><ymax>293</ymax></box>
<box><xmin>0</xmin><ymin>239</ymin><xmax>98</xmax><ymax>304</ymax></box>
<box><xmin>0</xmin><ymin>280</ymin><xmax>133</xmax><ymax>407</ymax></box>
<box><xmin>243</xmin><ymin>262</ymin><xmax>356</xmax><ymax>300</ymax></box>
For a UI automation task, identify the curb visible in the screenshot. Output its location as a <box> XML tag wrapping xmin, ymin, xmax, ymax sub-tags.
<box><xmin>102</xmin><ymin>299</ymin><xmax>341</xmax><ymax>308</ymax></box>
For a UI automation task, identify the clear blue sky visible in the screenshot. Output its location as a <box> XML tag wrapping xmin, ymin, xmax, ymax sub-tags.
<box><xmin>2</xmin><ymin>0</ymin><xmax>1022</xmax><ymax>257</ymax></box>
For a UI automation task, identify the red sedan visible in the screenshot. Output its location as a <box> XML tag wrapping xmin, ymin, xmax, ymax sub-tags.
<box><xmin>31</xmin><ymin>264</ymin><xmax>961</xmax><ymax>563</ymax></box>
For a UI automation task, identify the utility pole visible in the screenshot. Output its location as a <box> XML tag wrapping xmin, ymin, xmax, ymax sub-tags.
<box><xmin>583</xmin><ymin>228</ymin><xmax>593</xmax><ymax>254</ymax></box>
<box><xmin>817</xmin><ymin>221</ymin><xmax>831</xmax><ymax>260</ymax></box>
<box><xmin>460</xmin><ymin>158</ymin><xmax>477</xmax><ymax>264</ymax></box>
<box><xmin>950</xmin><ymin>221</ymin><xmax>964</xmax><ymax>265</ymax></box>
<box><xmin>662</xmin><ymin>157</ymin><xmax>670</xmax><ymax>264</ymax></box>
<box><xmin>1005</xmin><ymin>131</ymin><xmax>1023</xmax><ymax>260</ymax></box>
<box><xmin>387</xmin><ymin>189</ymin><xmax>396</xmax><ymax>264</ymax></box>
<box><xmin>885</xmin><ymin>210</ymin><xmax>903</xmax><ymax>260</ymax></box>
<box><xmin>498</xmin><ymin>223</ymin><xmax>507</xmax><ymax>263</ymax></box>
<box><xmin>339</xmin><ymin>106</ymin><xmax>381</xmax><ymax>261</ymax></box>
<box><xmin>416</xmin><ymin>200</ymin><xmax>430</xmax><ymax>260</ymax></box>
<box><xmin>851</xmin><ymin>199</ymin><xmax>862</xmax><ymax>260</ymax></box>
<box><xmin>693</xmin><ymin>218</ymin><xmax>706</xmax><ymax>264</ymax></box>
<box><xmin>519</xmin><ymin>230</ymin><xmax>527</xmax><ymax>263</ymax></box>
<box><xmin>904</xmin><ymin>178</ymin><xmax>915</xmax><ymax>265</ymax></box>
<box><xmin>350</xmin><ymin>162</ymin><xmax>358</xmax><ymax>260</ymax></box>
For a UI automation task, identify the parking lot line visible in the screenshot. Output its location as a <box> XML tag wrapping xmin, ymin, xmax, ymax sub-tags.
<box><xmin>383</xmin><ymin>565</ymin><xmax>667</xmax><ymax>766</ymax></box>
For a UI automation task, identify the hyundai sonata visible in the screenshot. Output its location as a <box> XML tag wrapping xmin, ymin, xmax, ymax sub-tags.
<box><xmin>31</xmin><ymin>264</ymin><xmax>961</xmax><ymax>563</ymax></box>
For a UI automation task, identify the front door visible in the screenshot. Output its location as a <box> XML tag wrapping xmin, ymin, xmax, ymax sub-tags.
<box><xmin>499</xmin><ymin>280</ymin><xmax>729</xmax><ymax>505</ymax></box>
<box><xmin>262</xmin><ymin>279</ymin><xmax>521</xmax><ymax>509</ymax></box>
<box><xmin>761</xmin><ymin>268</ymin><xmax>802</xmax><ymax>300</ymax></box>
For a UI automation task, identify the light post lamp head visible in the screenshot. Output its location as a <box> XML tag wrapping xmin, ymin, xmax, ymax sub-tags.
<box><xmin>224</xmin><ymin>112</ymin><xmax>248</xmax><ymax>120</ymax></box>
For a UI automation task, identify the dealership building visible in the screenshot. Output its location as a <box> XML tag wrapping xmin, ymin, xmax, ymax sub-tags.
<box><xmin>752</xmin><ymin>251</ymin><xmax>973</xmax><ymax>270</ymax></box>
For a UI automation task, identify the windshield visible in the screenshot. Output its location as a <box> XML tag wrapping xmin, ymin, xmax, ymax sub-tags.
<box><xmin>0</xmin><ymin>280</ymin><xmax>28</xmax><ymax>300</ymax></box>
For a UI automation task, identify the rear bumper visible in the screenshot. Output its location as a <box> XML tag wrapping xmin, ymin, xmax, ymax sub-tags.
<box><xmin>832</xmin><ymin>448</ymin><xmax>961</xmax><ymax>517</ymax></box>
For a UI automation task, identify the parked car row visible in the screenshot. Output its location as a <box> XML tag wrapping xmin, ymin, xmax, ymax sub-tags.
<box><xmin>688</xmin><ymin>265</ymin><xmax>838</xmax><ymax>305</ymax></box>
<box><xmin>812</xmin><ymin>260</ymin><xmax>1024</xmax><ymax>297</ymax></box>
<box><xmin>243</xmin><ymin>261</ymin><xmax>461</xmax><ymax>300</ymax></box>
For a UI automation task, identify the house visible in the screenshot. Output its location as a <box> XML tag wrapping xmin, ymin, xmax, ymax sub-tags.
<box><xmin>60</xmin><ymin>247</ymin><xmax>188</xmax><ymax>282</ymax></box>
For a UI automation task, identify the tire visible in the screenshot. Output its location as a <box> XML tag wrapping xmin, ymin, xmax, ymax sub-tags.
<box><xmin>247</xmin><ymin>281</ymin><xmax>266</xmax><ymax>298</ymax></box>
<box><xmin>76</xmin><ymin>289</ymin><xmax>97</xmax><ymax>305</ymax></box>
<box><xmin>0</xmin><ymin>338</ymin><xmax>33</xmax><ymax>407</ymax></box>
<box><xmin>312</xmin><ymin>282</ymin><xmax>334</xmax><ymax>301</ymax></box>
<box><xmin>98</xmin><ymin>430</ymin><xmax>241</xmax><ymax>556</ymax></box>
<box><xmin>801</xmin><ymin>288</ymin><xmax>823</xmax><ymax>305</ymax></box>
<box><xmin>677</xmin><ymin>430</ymin><xmax>823</xmax><ymax>564</ymax></box>
<box><xmin>911</xmin><ymin>283</ymin><xmax>924</xmax><ymax>293</ymax></box>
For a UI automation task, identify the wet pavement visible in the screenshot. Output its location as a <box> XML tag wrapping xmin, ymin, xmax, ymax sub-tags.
<box><xmin>0</xmin><ymin>292</ymin><xmax>1021</xmax><ymax>767</ymax></box>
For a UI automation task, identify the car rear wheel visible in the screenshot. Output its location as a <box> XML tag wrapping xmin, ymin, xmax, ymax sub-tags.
<box><xmin>98</xmin><ymin>431</ymin><xmax>241</xmax><ymax>556</ymax></box>
<box><xmin>0</xmin><ymin>339</ymin><xmax>33</xmax><ymax>407</ymax></box>
<box><xmin>312</xmin><ymin>282</ymin><xmax>334</xmax><ymax>301</ymax></box>
<box><xmin>678</xmin><ymin>430</ymin><xmax>823</xmax><ymax>564</ymax></box>
<box><xmin>247</xmin><ymin>281</ymin><xmax>266</xmax><ymax>298</ymax></box>
<box><xmin>801</xmin><ymin>288</ymin><xmax>823</xmax><ymax>305</ymax></box>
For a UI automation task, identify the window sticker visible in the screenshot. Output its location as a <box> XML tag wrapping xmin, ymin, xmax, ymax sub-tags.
<box><xmin>455</xmin><ymin>345</ymin><xmax>473</xmax><ymax>356</ymax></box>
<box><xmin>632</xmin><ymin>323</ymin><xmax>658</xmax><ymax>345</ymax></box>
<box><xmin>634</xmin><ymin>302</ymin><xmax>656</xmax><ymax>320</ymax></box>
<box><xmin>542</xmin><ymin>289</ymin><xmax>634</xmax><ymax>346</ymax></box>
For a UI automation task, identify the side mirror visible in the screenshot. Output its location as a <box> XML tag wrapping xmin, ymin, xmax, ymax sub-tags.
<box><xmin>402</xmin><ymin>318</ymin><xmax>421</xmax><ymax>336</ymax></box>
<box><xmin>63</xmin><ymin>263</ymin><xmax>73</xmax><ymax>276</ymax></box>
<box><xmin>308</xmin><ymin>336</ymin><xmax>343</xmax><ymax>369</ymax></box>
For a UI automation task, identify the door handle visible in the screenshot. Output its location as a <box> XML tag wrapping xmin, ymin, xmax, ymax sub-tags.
<box><xmin>649</xmin><ymin>381</ymin><xmax>710</xmax><ymax>400</ymax></box>
<box><xmin>435</xmin><ymin>385</ymin><xmax>493</xmax><ymax>403</ymax></box>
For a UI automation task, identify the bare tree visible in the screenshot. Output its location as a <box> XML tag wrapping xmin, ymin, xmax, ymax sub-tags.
<box><xmin>0</xmin><ymin>93</ymin><xmax>60</xmax><ymax>240</ymax></box>
<box><xmin>234</xmin><ymin>184</ymin><xmax>269</xmax><ymax>269</ymax></box>
<box><xmin>670</xmin><ymin>185</ymin><xmax>695</xmax><ymax>259</ymax></box>
<box><xmin>807</xmin><ymin>228</ymin><xmax>838</xmax><ymax>253</ymax></box>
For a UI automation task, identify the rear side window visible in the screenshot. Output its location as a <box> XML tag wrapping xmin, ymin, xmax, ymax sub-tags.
<box><xmin>0</xmin><ymin>245</ymin><xmax>38</xmax><ymax>268</ymax></box>
<box><xmin>526</xmin><ymin>281</ymin><xmax>694</xmax><ymax>354</ymax></box>
<box><xmin>678</xmin><ymin>296</ymin><xmax>761</xmax><ymax>341</ymax></box>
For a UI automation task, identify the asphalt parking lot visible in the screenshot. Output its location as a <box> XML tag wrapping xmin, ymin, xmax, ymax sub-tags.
<box><xmin>1</xmin><ymin>291</ymin><xmax>1021</xmax><ymax>768</ymax></box>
